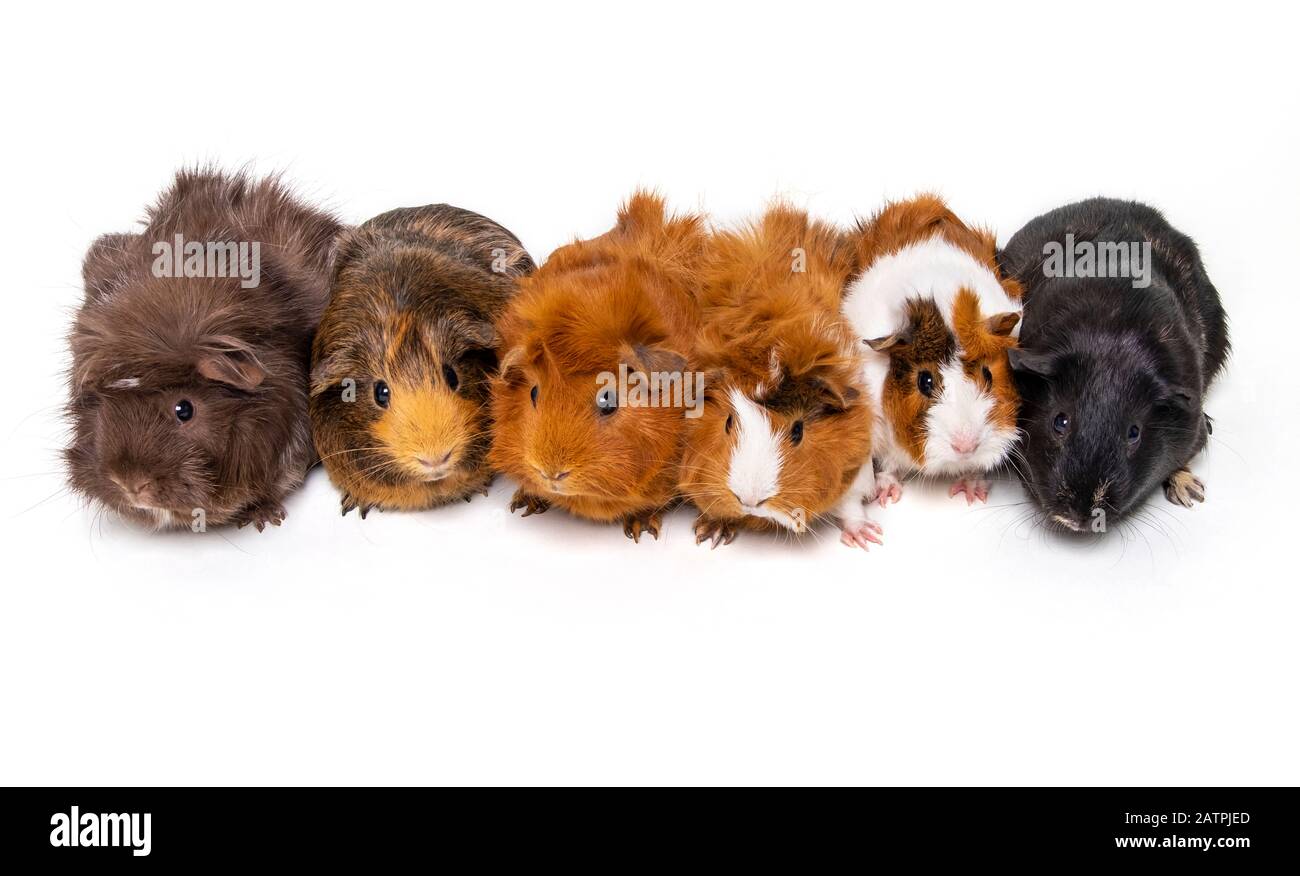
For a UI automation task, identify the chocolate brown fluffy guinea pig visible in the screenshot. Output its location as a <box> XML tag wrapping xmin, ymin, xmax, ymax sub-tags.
<box><xmin>66</xmin><ymin>168</ymin><xmax>342</xmax><ymax>530</ymax></box>
<box><xmin>678</xmin><ymin>205</ymin><xmax>877</xmax><ymax>549</ymax></box>
<box><xmin>839</xmin><ymin>194</ymin><xmax>1023</xmax><ymax>518</ymax></box>
<box><xmin>489</xmin><ymin>191</ymin><xmax>708</xmax><ymax>541</ymax></box>
<box><xmin>309</xmin><ymin>205</ymin><xmax>534</xmax><ymax>516</ymax></box>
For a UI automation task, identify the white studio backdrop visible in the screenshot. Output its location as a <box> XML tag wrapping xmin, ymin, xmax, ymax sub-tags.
<box><xmin>0</xmin><ymin>1</ymin><xmax>1296</xmax><ymax>785</ymax></box>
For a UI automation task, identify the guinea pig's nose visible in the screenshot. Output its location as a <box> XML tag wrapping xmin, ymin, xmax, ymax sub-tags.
<box><xmin>110</xmin><ymin>474</ymin><xmax>154</xmax><ymax>500</ymax></box>
<box><xmin>533</xmin><ymin>465</ymin><xmax>570</xmax><ymax>482</ymax></box>
<box><xmin>950</xmin><ymin>434</ymin><xmax>979</xmax><ymax>455</ymax></box>
<box><xmin>417</xmin><ymin>451</ymin><xmax>453</xmax><ymax>469</ymax></box>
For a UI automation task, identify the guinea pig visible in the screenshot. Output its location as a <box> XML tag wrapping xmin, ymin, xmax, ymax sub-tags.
<box><xmin>997</xmin><ymin>197</ymin><xmax>1230</xmax><ymax>532</ymax></box>
<box><xmin>309</xmin><ymin>205</ymin><xmax>534</xmax><ymax>517</ymax></box>
<box><xmin>66</xmin><ymin>168</ymin><xmax>341</xmax><ymax>530</ymax></box>
<box><xmin>839</xmin><ymin>194</ymin><xmax>1023</xmax><ymax>510</ymax></box>
<box><xmin>489</xmin><ymin>191</ymin><xmax>707</xmax><ymax>541</ymax></box>
<box><xmin>678</xmin><ymin>204</ymin><xmax>877</xmax><ymax>549</ymax></box>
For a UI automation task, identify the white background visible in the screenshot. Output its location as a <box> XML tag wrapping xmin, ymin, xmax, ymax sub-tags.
<box><xmin>2</xmin><ymin>1</ymin><xmax>1296</xmax><ymax>785</ymax></box>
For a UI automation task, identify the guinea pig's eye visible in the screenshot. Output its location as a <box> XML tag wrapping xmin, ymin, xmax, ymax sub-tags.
<box><xmin>1053</xmin><ymin>412</ymin><xmax>1070</xmax><ymax>435</ymax></box>
<box><xmin>917</xmin><ymin>370</ymin><xmax>935</xmax><ymax>397</ymax></box>
<box><xmin>442</xmin><ymin>364</ymin><xmax>459</xmax><ymax>392</ymax></box>
<box><xmin>981</xmin><ymin>365</ymin><xmax>993</xmax><ymax>387</ymax></box>
<box><xmin>374</xmin><ymin>380</ymin><xmax>391</xmax><ymax>409</ymax></box>
<box><xmin>596</xmin><ymin>387</ymin><xmax>618</xmax><ymax>416</ymax></box>
<box><xmin>174</xmin><ymin>399</ymin><xmax>194</xmax><ymax>423</ymax></box>
<box><xmin>1127</xmin><ymin>424</ymin><xmax>1142</xmax><ymax>445</ymax></box>
<box><xmin>790</xmin><ymin>420</ymin><xmax>804</xmax><ymax>445</ymax></box>
<box><xmin>725</xmin><ymin>413</ymin><xmax>733</xmax><ymax>434</ymax></box>
<box><xmin>530</xmin><ymin>385</ymin><xmax>539</xmax><ymax>408</ymax></box>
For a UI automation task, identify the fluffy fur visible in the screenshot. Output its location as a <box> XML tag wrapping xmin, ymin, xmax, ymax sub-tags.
<box><xmin>66</xmin><ymin>168</ymin><xmax>342</xmax><ymax>530</ymax></box>
<box><xmin>489</xmin><ymin>191</ymin><xmax>707</xmax><ymax>540</ymax></box>
<box><xmin>997</xmin><ymin>198</ymin><xmax>1230</xmax><ymax>530</ymax></box>
<box><xmin>310</xmin><ymin>205</ymin><xmax>534</xmax><ymax>516</ymax></box>
<box><xmin>677</xmin><ymin>204</ymin><xmax>874</xmax><ymax>548</ymax></box>
<box><xmin>840</xmin><ymin>194</ymin><xmax>1022</xmax><ymax>509</ymax></box>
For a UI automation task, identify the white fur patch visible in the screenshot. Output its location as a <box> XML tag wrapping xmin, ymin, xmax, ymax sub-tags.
<box><xmin>107</xmin><ymin>377</ymin><xmax>141</xmax><ymax>390</ymax></box>
<box><xmin>727</xmin><ymin>389</ymin><xmax>782</xmax><ymax>509</ymax></box>
<box><xmin>841</xmin><ymin>232</ymin><xmax>1021</xmax><ymax>476</ymax></box>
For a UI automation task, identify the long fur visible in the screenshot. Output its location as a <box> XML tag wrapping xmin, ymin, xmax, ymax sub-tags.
<box><xmin>489</xmin><ymin>191</ymin><xmax>707</xmax><ymax>526</ymax></box>
<box><xmin>679</xmin><ymin>204</ymin><xmax>870</xmax><ymax>540</ymax></box>
<box><xmin>67</xmin><ymin>168</ymin><xmax>342</xmax><ymax>529</ymax></box>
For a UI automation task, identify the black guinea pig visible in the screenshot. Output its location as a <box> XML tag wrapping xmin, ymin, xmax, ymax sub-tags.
<box><xmin>997</xmin><ymin>198</ymin><xmax>1229</xmax><ymax>532</ymax></box>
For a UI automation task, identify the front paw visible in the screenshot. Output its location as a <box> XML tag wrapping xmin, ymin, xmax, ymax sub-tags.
<box><xmin>235</xmin><ymin>499</ymin><xmax>287</xmax><ymax>532</ymax></box>
<box><xmin>1164</xmin><ymin>468</ymin><xmax>1205</xmax><ymax>507</ymax></box>
<box><xmin>340</xmin><ymin>491</ymin><xmax>375</xmax><ymax>519</ymax></box>
<box><xmin>875</xmin><ymin>471</ymin><xmax>903</xmax><ymax>507</ymax></box>
<box><xmin>623</xmin><ymin>509</ymin><xmax>663</xmax><ymax>543</ymax></box>
<box><xmin>693</xmin><ymin>515</ymin><xmax>736</xmax><ymax>549</ymax></box>
<box><xmin>948</xmin><ymin>475</ymin><xmax>991</xmax><ymax>505</ymax></box>
<box><xmin>509</xmin><ymin>489</ymin><xmax>550</xmax><ymax>517</ymax></box>
<box><xmin>840</xmin><ymin>518</ymin><xmax>883</xmax><ymax>550</ymax></box>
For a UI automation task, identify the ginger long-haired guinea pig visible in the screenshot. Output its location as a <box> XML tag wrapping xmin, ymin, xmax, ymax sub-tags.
<box><xmin>678</xmin><ymin>204</ymin><xmax>879</xmax><ymax>550</ymax></box>
<box><xmin>489</xmin><ymin>191</ymin><xmax>707</xmax><ymax>542</ymax></box>
<box><xmin>309</xmin><ymin>205</ymin><xmax>534</xmax><ymax>517</ymax></box>
<box><xmin>839</xmin><ymin>194</ymin><xmax>1023</xmax><ymax>512</ymax></box>
<box><xmin>66</xmin><ymin>168</ymin><xmax>342</xmax><ymax>531</ymax></box>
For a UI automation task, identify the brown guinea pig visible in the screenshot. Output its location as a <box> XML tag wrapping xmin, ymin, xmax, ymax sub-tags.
<box><xmin>678</xmin><ymin>204</ymin><xmax>876</xmax><ymax>549</ymax></box>
<box><xmin>309</xmin><ymin>205</ymin><xmax>534</xmax><ymax>516</ymax></box>
<box><xmin>66</xmin><ymin>168</ymin><xmax>342</xmax><ymax>531</ymax></box>
<box><xmin>489</xmin><ymin>191</ymin><xmax>707</xmax><ymax>542</ymax></box>
<box><xmin>840</xmin><ymin>194</ymin><xmax>1023</xmax><ymax>510</ymax></box>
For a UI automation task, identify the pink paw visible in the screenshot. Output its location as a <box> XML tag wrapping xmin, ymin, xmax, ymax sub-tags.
<box><xmin>949</xmin><ymin>476</ymin><xmax>991</xmax><ymax>505</ymax></box>
<box><xmin>875</xmin><ymin>472</ymin><xmax>903</xmax><ymax>507</ymax></box>
<box><xmin>840</xmin><ymin>518</ymin><xmax>884</xmax><ymax>550</ymax></box>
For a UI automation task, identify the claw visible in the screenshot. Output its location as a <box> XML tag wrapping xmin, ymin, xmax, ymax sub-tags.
<box><xmin>623</xmin><ymin>510</ymin><xmax>663</xmax><ymax>543</ymax></box>
<box><xmin>1164</xmin><ymin>469</ymin><xmax>1205</xmax><ymax>507</ymax></box>
<box><xmin>693</xmin><ymin>515</ymin><xmax>736</xmax><ymax>548</ymax></box>
<box><xmin>949</xmin><ymin>476</ymin><xmax>991</xmax><ymax>505</ymax></box>
<box><xmin>839</xmin><ymin>518</ymin><xmax>884</xmax><ymax>551</ymax></box>
<box><xmin>875</xmin><ymin>471</ymin><xmax>903</xmax><ymax>507</ymax></box>
<box><xmin>509</xmin><ymin>489</ymin><xmax>550</xmax><ymax>517</ymax></box>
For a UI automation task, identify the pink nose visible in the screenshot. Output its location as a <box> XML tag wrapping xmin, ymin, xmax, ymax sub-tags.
<box><xmin>950</xmin><ymin>434</ymin><xmax>979</xmax><ymax>455</ymax></box>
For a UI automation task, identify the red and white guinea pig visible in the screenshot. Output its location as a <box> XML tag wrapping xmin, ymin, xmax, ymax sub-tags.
<box><xmin>678</xmin><ymin>204</ymin><xmax>877</xmax><ymax>549</ymax></box>
<box><xmin>839</xmin><ymin>194</ymin><xmax>1022</xmax><ymax>514</ymax></box>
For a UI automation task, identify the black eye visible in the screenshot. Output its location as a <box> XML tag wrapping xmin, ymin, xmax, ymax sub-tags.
<box><xmin>917</xmin><ymin>370</ymin><xmax>935</xmax><ymax>397</ymax></box>
<box><xmin>725</xmin><ymin>414</ymin><xmax>733</xmax><ymax>434</ymax></box>
<box><xmin>174</xmin><ymin>399</ymin><xmax>194</xmax><ymax>422</ymax></box>
<box><xmin>790</xmin><ymin>420</ymin><xmax>804</xmax><ymax>445</ymax></box>
<box><xmin>443</xmin><ymin>364</ymin><xmax>459</xmax><ymax>392</ymax></box>
<box><xmin>374</xmin><ymin>380</ymin><xmax>390</xmax><ymax>408</ymax></box>
<box><xmin>1053</xmin><ymin>412</ymin><xmax>1070</xmax><ymax>435</ymax></box>
<box><xmin>529</xmin><ymin>385</ymin><xmax>539</xmax><ymax>408</ymax></box>
<box><xmin>1127</xmin><ymin>424</ymin><xmax>1141</xmax><ymax>445</ymax></box>
<box><xmin>982</xmin><ymin>365</ymin><xmax>993</xmax><ymax>386</ymax></box>
<box><xmin>596</xmin><ymin>387</ymin><xmax>618</xmax><ymax>416</ymax></box>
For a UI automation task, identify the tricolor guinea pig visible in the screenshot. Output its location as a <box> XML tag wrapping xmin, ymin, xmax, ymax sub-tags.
<box><xmin>309</xmin><ymin>205</ymin><xmax>534</xmax><ymax>516</ymax></box>
<box><xmin>678</xmin><ymin>204</ymin><xmax>877</xmax><ymax>549</ymax></box>
<box><xmin>997</xmin><ymin>198</ymin><xmax>1229</xmax><ymax>531</ymax></box>
<box><xmin>65</xmin><ymin>169</ymin><xmax>341</xmax><ymax>530</ymax></box>
<box><xmin>489</xmin><ymin>191</ymin><xmax>707</xmax><ymax>541</ymax></box>
<box><xmin>840</xmin><ymin>194</ymin><xmax>1023</xmax><ymax>509</ymax></box>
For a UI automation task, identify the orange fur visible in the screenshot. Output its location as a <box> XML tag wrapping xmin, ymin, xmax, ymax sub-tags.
<box><xmin>489</xmin><ymin>191</ymin><xmax>707</xmax><ymax>529</ymax></box>
<box><xmin>680</xmin><ymin>204</ymin><xmax>871</xmax><ymax>538</ymax></box>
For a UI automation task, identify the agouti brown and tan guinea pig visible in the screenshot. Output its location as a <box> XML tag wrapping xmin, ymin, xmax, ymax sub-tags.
<box><xmin>678</xmin><ymin>204</ymin><xmax>878</xmax><ymax>549</ymax></box>
<box><xmin>489</xmin><ymin>191</ymin><xmax>708</xmax><ymax>541</ymax></box>
<box><xmin>309</xmin><ymin>205</ymin><xmax>534</xmax><ymax>516</ymax></box>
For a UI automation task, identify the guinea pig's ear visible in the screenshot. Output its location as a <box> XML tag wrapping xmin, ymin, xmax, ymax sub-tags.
<box><xmin>461</xmin><ymin>318</ymin><xmax>500</xmax><ymax>351</ymax></box>
<box><xmin>864</xmin><ymin>325</ymin><xmax>913</xmax><ymax>353</ymax></box>
<box><xmin>196</xmin><ymin>336</ymin><xmax>267</xmax><ymax>391</ymax></box>
<box><xmin>1007</xmin><ymin>348</ymin><xmax>1056</xmax><ymax>377</ymax></box>
<box><xmin>496</xmin><ymin>344</ymin><xmax>530</xmax><ymax>386</ymax></box>
<box><xmin>1157</xmin><ymin>384</ymin><xmax>1197</xmax><ymax>413</ymax></box>
<box><xmin>622</xmin><ymin>343</ymin><xmax>687</xmax><ymax>376</ymax></box>
<box><xmin>811</xmin><ymin>374</ymin><xmax>861</xmax><ymax>414</ymax></box>
<box><xmin>82</xmin><ymin>233</ymin><xmax>138</xmax><ymax>301</ymax></box>
<box><xmin>986</xmin><ymin>312</ymin><xmax>1021</xmax><ymax>337</ymax></box>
